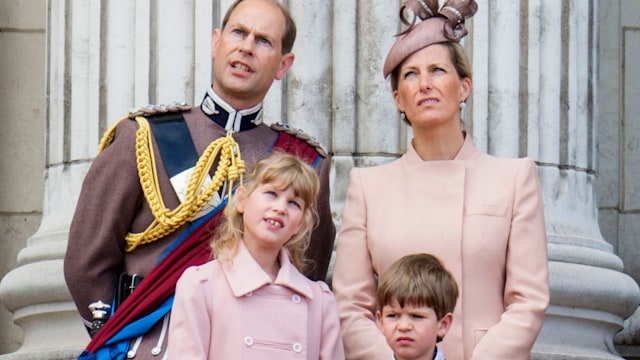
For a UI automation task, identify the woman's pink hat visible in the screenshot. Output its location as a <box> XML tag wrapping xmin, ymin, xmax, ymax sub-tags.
<box><xmin>383</xmin><ymin>0</ymin><xmax>478</xmax><ymax>78</ymax></box>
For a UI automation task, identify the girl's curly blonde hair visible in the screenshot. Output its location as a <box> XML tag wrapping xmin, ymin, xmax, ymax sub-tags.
<box><xmin>210</xmin><ymin>151</ymin><xmax>319</xmax><ymax>272</ymax></box>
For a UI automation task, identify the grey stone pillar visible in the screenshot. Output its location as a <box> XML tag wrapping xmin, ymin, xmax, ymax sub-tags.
<box><xmin>466</xmin><ymin>1</ymin><xmax>639</xmax><ymax>358</ymax></box>
<box><xmin>0</xmin><ymin>0</ymin><xmax>46</xmax><ymax>355</ymax></box>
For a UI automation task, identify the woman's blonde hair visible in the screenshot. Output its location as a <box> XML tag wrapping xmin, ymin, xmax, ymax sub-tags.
<box><xmin>210</xmin><ymin>151</ymin><xmax>319</xmax><ymax>272</ymax></box>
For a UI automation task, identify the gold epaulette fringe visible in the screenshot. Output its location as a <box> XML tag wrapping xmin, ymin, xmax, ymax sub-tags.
<box><xmin>269</xmin><ymin>122</ymin><xmax>328</xmax><ymax>158</ymax></box>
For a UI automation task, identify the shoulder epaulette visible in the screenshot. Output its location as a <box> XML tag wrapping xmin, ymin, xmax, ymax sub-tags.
<box><xmin>269</xmin><ymin>122</ymin><xmax>328</xmax><ymax>158</ymax></box>
<box><xmin>98</xmin><ymin>102</ymin><xmax>192</xmax><ymax>155</ymax></box>
<box><xmin>128</xmin><ymin>102</ymin><xmax>192</xmax><ymax>119</ymax></box>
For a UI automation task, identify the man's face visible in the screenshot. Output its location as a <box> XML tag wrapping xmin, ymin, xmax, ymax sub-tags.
<box><xmin>211</xmin><ymin>0</ymin><xmax>294</xmax><ymax>109</ymax></box>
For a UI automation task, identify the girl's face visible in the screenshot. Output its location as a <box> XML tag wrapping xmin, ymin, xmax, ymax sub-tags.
<box><xmin>393</xmin><ymin>43</ymin><xmax>471</xmax><ymax>130</ymax></box>
<box><xmin>236</xmin><ymin>181</ymin><xmax>305</xmax><ymax>254</ymax></box>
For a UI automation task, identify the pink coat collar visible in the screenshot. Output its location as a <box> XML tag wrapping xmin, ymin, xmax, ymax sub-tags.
<box><xmin>222</xmin><ymin>240</ymin><xmax>315</xmax><ymax>299</ymax></box>
<box><xmin>404</xmin><ymin>131</ymin><xmax>480</xmax><ymax>165</ymax></box>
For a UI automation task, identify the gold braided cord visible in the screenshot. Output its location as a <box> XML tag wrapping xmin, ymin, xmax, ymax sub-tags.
<box><xmin>97</xmin><ymin>115</ymin><xmax>131</xmax><ymax>154</ymax></box>
<box><xmin>124</xmin><ymin>116</ymin><xmax>245</xmax><ymax>252</ymax></box>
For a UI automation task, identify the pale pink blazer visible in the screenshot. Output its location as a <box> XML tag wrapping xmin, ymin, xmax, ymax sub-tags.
<box><xmin>168</xmin><ymin>241</ymin><xmax>345</xmax><ymax>359</ymax></box>
<box><xmin>333</xmin><ymin>135</ymin><xmax>549</xmax><ymax>360</ymax></box>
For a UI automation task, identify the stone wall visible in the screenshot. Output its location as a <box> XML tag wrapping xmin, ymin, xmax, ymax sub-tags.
<box><xmin>599</xmin><ymin>0</ymin><xmax>640</xmax><ymax>358</ymax></box>
<box><xmin>0</xmin><ymin>0</ymin><xmax>46</xmax><ymax>355</ymax></box>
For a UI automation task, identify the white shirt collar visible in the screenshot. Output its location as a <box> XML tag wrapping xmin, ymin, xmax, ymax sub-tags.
<box><xmin>201</xmin><ymin>86</ymin><xmax>263</xmax><ymax>131</ymax></box>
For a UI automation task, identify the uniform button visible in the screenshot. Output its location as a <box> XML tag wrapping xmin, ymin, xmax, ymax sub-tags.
<box><xmin>244</xmin><ymin>336</ymin><xmax>254</xmax><ymax>346</ymax></box>
<box><xmin>292</xmin><ymin>343</ymin><xmax>303</xmax><ymax>352</ymax></box>
<box><xmin>291</xmin><ymin>294</ymin><xmax>301</xmax><ymax>303</ymax></box>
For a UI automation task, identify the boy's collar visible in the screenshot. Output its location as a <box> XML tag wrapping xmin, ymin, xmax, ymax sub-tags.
<box><xmin>392</xmin><ymin>345</ymin><xmax>443</xmax><ymax>360</ymax></box>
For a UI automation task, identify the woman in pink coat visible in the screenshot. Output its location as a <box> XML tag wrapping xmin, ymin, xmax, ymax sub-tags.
<box><xmin>168</xmin><ymin>152</ymin><xmax>345</xmax><ymax>359</ymax></box>
<box><xmin>332</xmin><ymin>1</ymin><xmax>549</xmax><ymax>359</ymax></box>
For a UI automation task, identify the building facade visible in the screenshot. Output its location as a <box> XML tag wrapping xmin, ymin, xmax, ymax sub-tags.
<box><xmin>0</xmin><ymin>0</ymin><xmax>639</xmax><ymax>359</ymax></box>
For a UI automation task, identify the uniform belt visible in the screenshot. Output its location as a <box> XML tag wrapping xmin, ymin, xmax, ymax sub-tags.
<box><xmin>116</xmin><ymin>273</ymin><xmax>144</xmax><ymax>309</ymax></box>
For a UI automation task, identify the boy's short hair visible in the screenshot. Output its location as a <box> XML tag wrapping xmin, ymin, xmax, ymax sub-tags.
<box><xmin>377</xmin><ymin>253</ymin><xmax>459</xmax><ymax>320</ymax></box>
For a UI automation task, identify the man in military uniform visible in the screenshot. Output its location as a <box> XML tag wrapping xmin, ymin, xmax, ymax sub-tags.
<box><xmin>63</xmin><ymin>0</ymin><xmax>336</xmax><ymax>358</ymax></box>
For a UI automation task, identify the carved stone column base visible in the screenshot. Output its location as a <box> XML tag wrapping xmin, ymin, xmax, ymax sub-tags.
<box><xmin>0</xmin><ymin>230</ymin><xmax>89</xmax><ymax>359</ymax></box>
<box><xmin>535</xmin><ymin>307</ymin><xmax>626</xmax><ymax>360</ymax></box>
<box><xmin>533</xmin><ymin>261</ymin><xmax>640</xmax><ymax>359</ymax></box>
<box><xmin>615</xmin><ymin>307</ymin><xmax>640</xmax><ymax>360</ymax></box>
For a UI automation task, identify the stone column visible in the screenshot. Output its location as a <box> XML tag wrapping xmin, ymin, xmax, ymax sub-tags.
<box><xmin>0</xmin><ymin>0</ymin><xmax>46</xmax><ymax>354</ymax></box>
<box><xmin>466</xmin><ymin>1</ymin><xmax>640</xmax><ymax>358</ymax></box>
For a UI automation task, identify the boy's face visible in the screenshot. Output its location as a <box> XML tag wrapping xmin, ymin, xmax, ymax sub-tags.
<box><xmin>376</xmin><ymin>299</ymin><xmax>452</xmax><ymax>360</ymax></box>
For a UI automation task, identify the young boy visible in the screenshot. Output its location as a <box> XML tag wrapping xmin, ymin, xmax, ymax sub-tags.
<box><xmin>376</xmin><ymin>253</ymin><xmax>459</xmax><ymax>360</ymax></box>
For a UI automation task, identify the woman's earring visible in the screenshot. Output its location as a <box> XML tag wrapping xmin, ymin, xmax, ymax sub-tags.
<box><xmin>400</xmin><ymin>112</ymin><xmax>406</xmax><ymax>121</ymax></box>
<box><xmin>459</xmin><ymin>101</ymin><xmax>467</xmax><ymax>120</ymax></box>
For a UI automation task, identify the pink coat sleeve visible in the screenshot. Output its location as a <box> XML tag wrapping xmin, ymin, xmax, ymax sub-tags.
<box><xmin>470</xmin><ymin>159</ymin><xmax>549</xmax><ymax>359</ymax></box>
<box><xmin>168</xmin><ymin>266</ymin><xmax>212</xmax><ymax>358</ymax></box>
<box><xmin>332</xmin><ymin>168</ymin><xmax>391</xmax><ymax>360</ymax></box>
<box><xmin>317</xmin><ymin>282</ymin><xmax>346</xmax><ymax>359</ymax></box>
